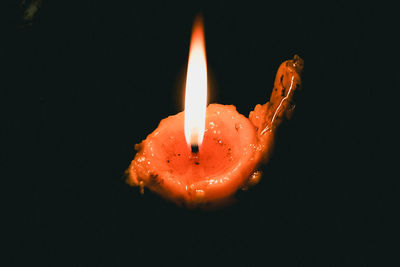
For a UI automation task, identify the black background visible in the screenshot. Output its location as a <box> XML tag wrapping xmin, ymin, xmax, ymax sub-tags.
<box><xmin>2</xmin><ymin>1</ymin><xmax>395</xmax><ymax>266</ymax></box>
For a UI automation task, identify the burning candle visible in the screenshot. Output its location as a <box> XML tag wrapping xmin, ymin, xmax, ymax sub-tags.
<box><xmin>126</xmin><ymin>15</ymin><xmax>304</xmax><ymax>208</ymax></box>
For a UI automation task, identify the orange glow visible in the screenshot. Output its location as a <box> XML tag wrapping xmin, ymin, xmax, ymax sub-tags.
<box><xmin>184</xmin><ymin>15</ymin><xmax>208</xmax><ymax>150</ymax></box>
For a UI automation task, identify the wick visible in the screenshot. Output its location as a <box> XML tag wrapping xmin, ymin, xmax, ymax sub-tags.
<box><xmin>191</xmin><ymin>145</ymin><xmax>200</xmax><ymax>165</ymax></box>
<box><xmin>191</xmin><ymin>144</ymin><xmax>199</xmax><ymax>154</ymax></box>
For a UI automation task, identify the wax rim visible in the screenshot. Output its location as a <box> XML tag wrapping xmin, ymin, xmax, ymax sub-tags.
<box><xmin>132</xmin><ymin>103</ymin><xmax>259</xmax><ymax>202</ymax></box>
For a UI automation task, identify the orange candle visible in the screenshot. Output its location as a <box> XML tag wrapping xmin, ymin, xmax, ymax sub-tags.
<box><xmin>126</xmin><ymin>15</ymin><xmax>304</xmax><ymax>208</ymax></box>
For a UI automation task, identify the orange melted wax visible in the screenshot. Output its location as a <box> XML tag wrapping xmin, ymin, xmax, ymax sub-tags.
<box><xmin>127</xmin><ymin>55</ymin><xmax>304</xmax><ymax>208</ymax></box>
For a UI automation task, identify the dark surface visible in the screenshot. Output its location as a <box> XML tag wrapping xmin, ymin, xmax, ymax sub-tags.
<box><xmin>2</xmin><ymin>1</ymin><xmax>394</xmax><ymax>266</ymax></box>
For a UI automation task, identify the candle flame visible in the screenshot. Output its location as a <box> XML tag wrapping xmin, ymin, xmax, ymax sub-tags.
<box><xmin>184</xmin><ymin>15</ymin><xmax>207</xmax><ymax>150</ymax></box>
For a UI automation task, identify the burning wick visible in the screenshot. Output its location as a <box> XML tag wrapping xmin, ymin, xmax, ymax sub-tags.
<box><xmin>191</xmin><ymin>145</ymin><xmax>199</xmax><ymax>154</ymax></box>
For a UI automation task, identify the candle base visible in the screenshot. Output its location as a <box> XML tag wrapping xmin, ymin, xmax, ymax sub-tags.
<box><xmin>126</xmin><ymin>55</ymin><xmax>303</xmax><ymax>209</ymax></box>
